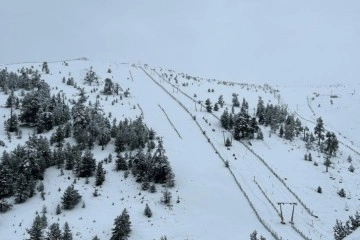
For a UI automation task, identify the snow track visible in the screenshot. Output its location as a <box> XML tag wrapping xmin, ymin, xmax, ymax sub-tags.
<box><xmin>136</xmin><ymin>66</ymin><xmax>335</xmax><ymax>240</ymax></box>
<box><xmin>134</xmin><ymin>66</ymin><xmax>322</xmax><ymax>240</ymax></box>
<box><xmin>129</xmin><ymin>66</ymin><xmax>274</xmax><ymax>239</ymax></box>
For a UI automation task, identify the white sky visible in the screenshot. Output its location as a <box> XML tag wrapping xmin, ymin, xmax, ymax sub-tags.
<box><xmin>1</xmin><ymin>0</ymin><xmax>359</xmax><ymax>84</ymax></box>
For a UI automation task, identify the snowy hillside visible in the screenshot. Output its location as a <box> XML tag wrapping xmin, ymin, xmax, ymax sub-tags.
<box><xmin>0</xmin><ymin>59</ymin><xmax>359</xmax><ymax>240</ymax></box>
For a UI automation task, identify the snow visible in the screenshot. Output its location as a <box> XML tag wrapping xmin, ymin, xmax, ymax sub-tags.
<box><xmin>0</xmin><ymin>1</ymin><xmax>359</xmax><ymax>239</ymax></box>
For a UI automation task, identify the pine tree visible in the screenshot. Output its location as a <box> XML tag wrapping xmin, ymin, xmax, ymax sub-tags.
<box><xmin>256</xmin><ymin>97</ymin><xmax>265</xmax><ymax>125</ymax></box>
<box><xmin>205</xmin><ymin>98</ymin><xmax>212</xmax><ymax>113</ymax></box>
<box><xmin>14</xmin><ymin>173</ymin><xmax>31</xmax><ymax>203</ymax></box>
<box><xmin>61</xmin><ymin>185</ymin><xmax>82</xmax><ymax>210</ymax></box>
<box><xmin>62</xmin><ymin>222</ymin><xmax>73</xmax><ymax>240</ymax></box>
<box><xmin>338</xmin><ymin>188</ymin><xmax>346</xmax><ymax>198</ymax></box>
<box><xmin>56</xmin><ymin>204</ymin><xmax>61</xmax><ymax>215</ymax></box>
<box><xmin>144</xmin><ymin>204</ymin><xmax>152</xmax><ymax>218</ymax></box>
<box><xmin>232</xmin><ymin>93</ymin><xmax>240</xmax><ymax>107</ymax></box>
<box><xmin>103</xmin><ymin>78</ymin><xmax>113</xmax><ymax>95</ymax></box>
<box><xmin>115</xmin><ymin>154</ymin><xmax>128</xmax><ymax>171</ymax></box>
<box><xmin>95</xmin><ymin>162</ymin><xmax>105</xmax><ymax>186</ymax></box>
<box><xmin>161</xmin><ymin>189</ymin><xmax>172</xmax><ymax>205</ymax></box>
<box><xmin>111</xmin><ymin>208</ymin><xmax>132</xmax><ymax>240</ymax></box>
<box><xmin>279</xmin><ymin>125</ymin><xmax>284</xmax><ymax>138</ymax></box>
<box><xmin>220</xmin><ymin>108</ymin><xmax>229</xmax><ymax>130</ymax></box>
<box><xmin>27</xmin><ymin>215</ymin><xmax>44</xmax><ymax>240</ymax></box>
<box><xmin>314</xmin><ymin>117</ymin><xmax>325</xmax><ymax>145</ymax></box>
<box><xmin>218</xmin><ymin>95</ymin><xmax>224</xmax><ymax>107</ymax></box>
<box><xmin>214</xmin><ymin>103</ymin><xmax>219</xmax><ymax>111</ymax></box>
<box><xmin>5</xmin><ymin>107</ymin><xmax>18</xmax><ymax>132</ymax></box>
<box><xmin>5</xmin><ymin>90</ymin><xmax>16</xmax><ymax>108</ymax></box>
<box><xmin>78</xmin><ymin>150</ymin><xmax>96</xmax><ymax>178</ymax></box>
<box><xmin>324</xmin><ymin>154</ymin><xmax>332</xmax><ymax>172</ymax></box>
<box><xmin>325</xmin><ymin>132</ymin><xmax>339</xmax><ymax>156</ymax></box>
<box><xmin>334</xmin><ymin>220</ymin><xmax>348</xmax><ymax>240</ymax></box>
<box><xmin>46</xmin><ymin>223</ymin><xmax>62</xmax><ymax>240</ymax></box>
<box><xmin>0</xmin><ymin>198</ymin><xmax>13</xmax><ymax>213</ymax></box>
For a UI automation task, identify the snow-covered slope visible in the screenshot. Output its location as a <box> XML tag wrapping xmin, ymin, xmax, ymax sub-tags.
<box><xmin>1</xmin><ymin>59</ymin><xmax>359</xmax><ymax>239</ymax></box>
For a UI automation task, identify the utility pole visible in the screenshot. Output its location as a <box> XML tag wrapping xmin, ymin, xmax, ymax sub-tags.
<box><xmin>277</xmin><ymin>203</ymin><xmax>285</xmax><ymax>224</ymax></box>
<box><xmin>222</xmin><ymin>130</ymin><xmax>226</xmax><ymax>145</ymax></box>
<box><xmin>289</xmin><ymin>203</ymin><xmax>297</xmax><ymax>224</ymax></box>
<box><xmin>277</xmin><ymin>202</ymin><xmax>297</xmax><ymax>224</ymax></box>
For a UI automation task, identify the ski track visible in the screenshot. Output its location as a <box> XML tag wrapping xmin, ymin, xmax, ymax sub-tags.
<box><xmin>139</xmin><ymin>66</ymin><xmax>336</xmax><ymax>240</ymax></box>
<box><xmin>134</xmin><ymin>67</ymin><xmax>319</xmax><ymax>240</ymax></box>
<box><xmin>129</xmin><ymin>66</ymin><xmax>273</xmax><ymax>239</ymax></box>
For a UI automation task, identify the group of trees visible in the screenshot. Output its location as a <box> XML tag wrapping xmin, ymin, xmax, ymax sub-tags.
<box><xmin>0</xmin><ymin>64</ymin><xmax>176</xmax><ymax>240</ymax></box>
<box><xmin>0</xmin><ymin>67</ymin><xmax>71</xmax><ymax>134</ymax></box>
<box><xmin>218</xmin><ymin>94</ymin><xmax>340</xmax><ymax>157</ymax></box>
<box><xmin>220</xmin><ymin>97</ymin><xmax>260</xmax><ymax>140</ymax></box>
<box><xmin>334</xmin><ymin>211</ymin><xmax>360</xmax><ymax>240</ymax></box>
<box><xmin>116</xmin><ymin>140</ymin><xmax>175</xmax><ymax>188</ymax></box>
<box><xmin>0</xmin><ymin>134</ymin><xmax>52</xmax><ymax>203</ymax></box>
<box><xmin>27</xmin><ymin>216</ymin><xmax>73</xmax><ymax>240</ymax></box>
<box><xmin>114</xmin><ymin>117</ymin><xmax>153</xmax><ymax>152</ymax></box>
<box><xmin>72</xmin><ymin>88</ymin><xmax>111</xmax><ymax>150</ymax></box>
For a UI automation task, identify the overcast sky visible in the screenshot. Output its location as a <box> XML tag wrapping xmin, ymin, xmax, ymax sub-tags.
<box><xmin>1</xmin><ymin>0</ymin><xmax>359</xmax><ymax>85</ymax></box>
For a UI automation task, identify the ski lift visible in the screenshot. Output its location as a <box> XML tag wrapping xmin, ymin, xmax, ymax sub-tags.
<box><xmin>345</xmin><ymin>203</ymin><xmax>349</xmax><ymax>211</ymax></box>
<box><xmin>339</xmin><ymin>177</ymin><xmax>343</xmax><ymax>183</ymax></box>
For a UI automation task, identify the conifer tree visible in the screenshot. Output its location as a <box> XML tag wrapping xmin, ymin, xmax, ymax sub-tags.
<box><xmin>61</xmin><ymin>185</ymin><xmax>82</xmax><ymax>210</ymax></box>
<box><xmin>205</xmin><ymin>98</ymin><xmax>212</xmax><ymax>113</ymax></box>
<box><xmin>161</xmin><ymin>188</ymin><xmax>172</xmax><ymax>205</ymax></box>
<box><xmin>111</xmin><ymin>208</ymin><xmax>132</xmax><ymax>240</ymax></box>
<box><xmin>62</xmin><ymin>222</ymin><xmax>73</xmax><ymax>240</ymax></box>
<box><xmin>214</xmin><ymin>103</ymin><xmax>219</xmax><ymax>111</ymax></box>
<box><xmin>314</xmin><ymin>117</ymin><xmax>325</xmax><ymax>145</ymax></box>
<box><xmin>56</xmin><ymin>204</ymin><xmax>61</xmax><ymax>215</ymax></box>
<box><xmin>232</xmin><ymin>93</ymin><xmax>240</xmax><ymax>107</ymax></box>
<box><xmin>220</xmin><ymin>108</ymin><xmax>229</xmax><ymax>130</ymax></box>
<box><xmin>78</xmin><ymin>150</ymin><xmax>96</xmax><ymax>178</ymax></box>
<box><xmin>115</xmin><ymin>154</ymin><xmax>128</xmax><ymax>171</ymax></box>
<box><xmin>46</xmin><ymin>223</ymin><xmax>62</xmax><ymax>240</ymax></box>
<box><xmin>95</xmin><ymin>162</ymin><xmax>106</xmax><ymax>186</ymax></box>
<box><xmin>324</xmin><ymin>154</ymin><xmax>332</xmax><ymax>172</ymax></box>
<box><xmin>144</xmin><ymin>203</ymin><xmax>152</xmax><ymax>218</ymax></box>
<box><xmin>218</xmin><ymin>95</ymin><xmax>224</xmax><ymax>107</ymax></box>
<box><xmin>334</xmin><ymin>220</ymin><xmax>348</xmax><ymax>240</ymax></box>
<box><xmin>0</xmin><ymin>199</ymin><xmax>13</xmax><ymax>213</ymax></box>
<box><xmin>27</xmin><ymin>215</ymin><xmax>44</xmax><ymax>240</ymax></box>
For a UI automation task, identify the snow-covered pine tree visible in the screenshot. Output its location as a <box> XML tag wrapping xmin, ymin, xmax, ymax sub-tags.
<box><xmin>232</xmin><ymin>93</ymin><xmax>240</xmax><ymax>107</ymax></box>
<box><xmin>95</xmin><ymin>162</ymin><xmax>106</xmax><ymax>186</ymax></box>
<box><xmin>161</xmin><ymin>188</ymin><xmax>172</xmax><ymax>205</ymax></box>
<box><xmin>61</xmin><ymin>185</ymin><xmax>82</xmax><ymax>210</ymax></box>
<box><xmin>111</xmin><ymin>208</ymin><xmax>132</xmax><ymax>240</ymax></box>
<box><xmin>144</xmin><ymin>203</ymin><xmax>152</xmax><ymax>218</ymax></box>
<box><xmin>46</xmin><ymin>223</ymin><xmax>62</xmax><ymax>240</ymax></box>
<box><xmin>26</xmin><ymin>215</ymin><xmax>44</xmax><ymax>240</ymax></box>
<box><xmin>62</xmin><ymin>222</ymin><xmax>73</xmax><ymax>240</ymax></box>
<box><xmin>115</xmin><ymin>154</ymin><xmax>128</xmax><ymax>171</ymax></box>
<box><xmin>214</xmin><ymin>103</ymin><xmax>219</xmax><ymax>111</ymax></box>
<box><xmin>256</xmin><ymin>97</ymin><xmax>265</xmax><ymax>125</ymax></box>
<box><xmin>333</xmin><ymin>220</ymin><xmax>348</xmax><ymax>240</ymax></box>
<box><xmin>314</xmin><ymin>117</ymin><xmax>325</xmax><ymax>145</ymax></box>
<box><xmin>0</xmin><ymin>199</ymin><xmax>13</xmax><ymax>213</ymax></box>
<box><xmin>220</xmin><ymin>108</ymin><xmax>229</xmax><ymax>130</ymax></box>
<box><xmin>218</xmin><ymin>95</ymin><xmax>224</xmax><ymax>107</ymax></box>
<box><xmin>78</xmin><ymin>150</ymin><xmax>96</xmax><ymax>178</ymax></box>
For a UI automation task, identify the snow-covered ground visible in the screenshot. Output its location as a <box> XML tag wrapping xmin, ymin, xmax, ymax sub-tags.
<box><xmin>0</xmin><ymin>1</ymin><xmax>359</xmax><ymax>239</ymax></box>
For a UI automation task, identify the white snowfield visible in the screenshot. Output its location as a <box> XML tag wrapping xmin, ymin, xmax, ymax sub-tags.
<box><xmin>0</xmin><ymin>59</ymin><xmax>359</xmax><ymax>240</ymax></box>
